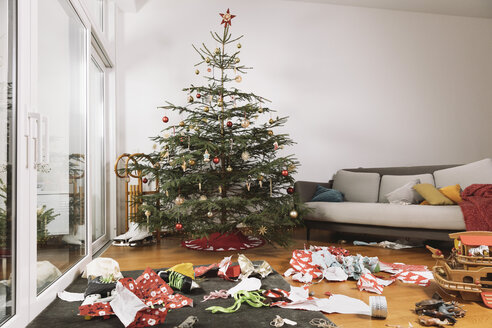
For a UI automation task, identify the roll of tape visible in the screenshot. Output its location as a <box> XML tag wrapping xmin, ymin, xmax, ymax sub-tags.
<box><xmin>369</xmin><ymin>296</ymin><xmax>388</xmax><ymax>318</ymax></box>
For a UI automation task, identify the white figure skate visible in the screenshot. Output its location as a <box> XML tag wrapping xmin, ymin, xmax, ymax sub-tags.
<box><xmin>112</xmin><ymin>221</ymin><xmax>139</xmax><ymax>246</ymax></box>
<box><xmin>128</xmin><ymin>225</ymin><xmax>155</xmax><ymax>247</ymax></box>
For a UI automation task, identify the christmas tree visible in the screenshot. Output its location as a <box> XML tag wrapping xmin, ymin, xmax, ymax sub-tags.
<box><xmin>132</xmin><ymin>9</ymin><xmax>303</xmax><ymax>247</ymax></box>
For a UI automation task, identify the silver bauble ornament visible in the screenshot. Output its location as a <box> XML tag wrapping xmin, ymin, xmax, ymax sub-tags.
<box><xmin>289</xmin><ymin>210</ymin><xmax>299</xmax><ymax>219</ymax></box>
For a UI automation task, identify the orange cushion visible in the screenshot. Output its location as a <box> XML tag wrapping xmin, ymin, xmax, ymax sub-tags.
<box><xmin>439</xmin><ymin>184</ymin><xmax>462</xmax><ymax>204</ymax></box>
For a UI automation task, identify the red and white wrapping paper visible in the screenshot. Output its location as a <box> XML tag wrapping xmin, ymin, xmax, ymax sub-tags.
<box><xmin>79</xmin><ymin>268</ymin><xmax>193</xmax><ymax>327</ymax></box>
<box><xmin>357</xmin><ymin>273</ymin><xmax>395</xmax><ymax>294</ymax></box>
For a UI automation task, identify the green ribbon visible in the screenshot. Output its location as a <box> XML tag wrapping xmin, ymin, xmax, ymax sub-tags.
<box><xmin>206</xmin><ymin>290</ymin><xmax>268</xmax><ymax>314</ymax></box>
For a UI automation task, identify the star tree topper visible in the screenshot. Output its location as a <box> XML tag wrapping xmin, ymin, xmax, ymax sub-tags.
<box><xmin>220</xmin><ymin>8</ymin><xmax>236</xmax><ymax>26</ymax></box>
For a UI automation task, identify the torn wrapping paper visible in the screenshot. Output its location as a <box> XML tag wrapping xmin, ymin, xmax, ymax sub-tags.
<box><xmin>287</xmin><ymin>247</ymin><xmax>379</xmax><ymax>283</ymax></box>
<box><xmin>217</xmin><ymin>256</ymin><xmax>241</xmax><ymax>281</ymax></box>
<box><xmin>227</xmin><ymin>277</ymin><xmax>262</xmax><ymax>296</ymax></box>
<box><xmin>194</xmin><ymin>263</ymin><xmax>218</xmax><ymax>277</ymax></box>
<box><xmin>394</xmin><ymin>271</ymin><xmax>431</xmax><ymax>287</ymax></box>
<box><xmin>379</xmin><ymin>262</ymin><xmax>428</xmax><ymax>274</ymax></box>
<box><xmin>79</xmin><ymin>268</ymin><xmax>193</xmax><ymax>327</ymax></box>
<box><xmin>353</xmin><ymin>240</ymin><xmax>421</xmax><ymax>250</ymax></box>
<box><xmin>57</xmin><ymin>291</ymin><xmax>85</xmax><ymax>302</ymax></box>
<box><xmin>238</xmin><ymin>254</ymin><xmax>273</xmax><ymax>280</ymax></box>
<box><xmin>357</xmin><ymin>273</ymin><xmax>395</xmax><ymax>294</ymax></box>
<box><xmin>271</xmin><ymin>285</ymin><xmax>387</xmax><ymax>318</ymax></box>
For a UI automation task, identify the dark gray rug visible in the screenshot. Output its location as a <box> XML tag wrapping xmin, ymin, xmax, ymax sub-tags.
<box><xmin>28</xmin><ymin>265</ymin><xmax>337</xmax><ymax>328</ymax></box>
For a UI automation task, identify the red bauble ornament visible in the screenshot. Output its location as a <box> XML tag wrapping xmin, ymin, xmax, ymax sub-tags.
<box><xmin>175</xmin><ymin>223</ymin><xmax>183</xmax><ymax>231</ymax></box>
<box><xmin>281</xmin><ymin>170</ymin><xmax>289</xmax><ymax>177</ymax></box>
<box><xmin>142</xmin><ymin>177</ymin><xmax>148</xmax><ymax>184</ymax></box>
<box><xmin>213</xmin><ymin>157</ymin><xmax>220</xmax><ymax>164</ymax></box>
<box><xmin>227</xmin><ymin>121</ymin><xmax>233</xmax><ymax>128</ymax></box>
<box><xmin>162</xmin><ymin>116</ymin><xmax>169</xmax><ymax>123</ymax></box>
<box><xmin>287</xmin><ymin>187</ymin><xmax>294</xmax><ymax>194</ymax></box>
<box><xmin>196</xmin><ymin>93</ymin><xmax>201</xmax><ymax>98</ymax></box>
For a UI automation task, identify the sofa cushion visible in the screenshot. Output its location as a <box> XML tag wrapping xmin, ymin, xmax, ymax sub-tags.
<box><xmin>385</xmin><ymin>179</ymin><xmax>421</xmax><ymax>205</ymax></box>
<box><xmin>332</xmin><ymin>170</ymin><xmax>380</xmax><ymax>203</ymax></box>
<box><xmin>311</xmin><ymin>185</ymin><xmax>344</xmax><ymax>202</ymax></box>
<box><xmin>378</xmin><ymin>174</ymin><xmax>435</xmax><ymax>203</ymax></box>
<box><xmin>305</xmin><ymin>202</ymin><xmax>465</xmax><ymax>230</ymax></box>
<box><xmin>433</xmin><ymin>158</ymin><xmax>492</xmax><ymax>188</ymax></box>
<box><xmin>439</xmin><ymin>184</ymin><xmax>462</xmax><ymax>204</ymax></box>
<box><xmin>413</xmin><ymin>183</ymin><xmax>455</xmax><ymax>205</ymax></box>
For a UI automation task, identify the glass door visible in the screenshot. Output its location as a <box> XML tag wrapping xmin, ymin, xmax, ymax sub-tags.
<box><xmin>35</xmin><ymin>0</ymin><xmax>87</xmax><ymax>293</ymax></box>
<box><xmin>0</xmin><ymin>0</ymin><xmax>15</xmax><ymax>323</ymax></box>
<box><xmin>89</xmin><ymin>55</ymin><xmax>107</xmax><ymax>249</ymax></box>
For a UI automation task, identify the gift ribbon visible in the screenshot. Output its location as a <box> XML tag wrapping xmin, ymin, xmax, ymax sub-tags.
<box><xmin>206</xmin><ymin>290</ymin><xmax>268</xmax><ymax>313</ymax></box>
<box><xmin>202</xmin><ymin>290</ymin><xmax>229</xmax><ymax>302</ymax></box>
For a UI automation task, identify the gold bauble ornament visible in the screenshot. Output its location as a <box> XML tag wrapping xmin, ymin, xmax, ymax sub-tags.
<box><xmin>179</xmin><ymin>121</ymin><xmax>185</xmax><ymax>127</ymax></box>
<box><xmin>218</xmin><ymin>100</ymin><xmax>224</xmax><ymax>107</ymax></box>
<box><xmin>235</xmin><ymin>57</ymin><xmax>240</xmax><ymax>64</ymax></box>
<box><xmin>204</xmin><ymin>106</ymin><xmax>210</xmax><ymax>112</ymax></box>
<box><xmin>188</xmin><ymin>95</ymin><xmax>194</xmax><ymax>103</ymax></box>
<box><xmin>241</xmin><ymin>151</ymin><xmax>250</xmax><ymax>161</ymax></box>
<box><xmin>268</xmin><ymin>130</ymin><xmax>274</xmax><ymax>136</ymax></box>
<box><xmin>269</xmin><ymin>119</ymin><xmax>274</xmax><ymax>124</ymax></box>
<box><xmin>214</xmin><ymin>48</ymin><xmax>221</xmax><ymax>55</ymax></box>
<box><xmin>289</xmin><ymin>210</ymin><xmax>299</xmax><ymax>219</ymax></box>
<box><xmin>195</xmin><ymin>69</ymin><xmax>200</xmax><ymax>75</ymax></box>
<box><xmin>194</xmin><ymin>126</ymin><xmax>200</xmax><ymax>131</ymax></box>
<box><xmin>258</xmin><ymin>108</ymin><xmax>263</xmax><ymax>113</ymax></box>
<box><xmin>205</xmin><ymin>57</ymin><xmax>211</xmax><ymax>63</ymax></box>
<box><xmin>188</xmin><ymin>159</ymin><xmax>196</xmax><ymax>166</ymax></box>
<box><xmin>237</xmin><ymin>43</ymin><xmax>242</xmax><ymax>49</ymax></box>
<box><xmin>174</xmin><ymin>196</ymin><xmax>185</xmax><ymax>206</ymax></box>
<box><xmin>235</xmin><ymin>76</ymin><xmax>242</xmax><ymax>83</ymax></box>
<box><xmin>226</xmin><ymin>165</ymin><xmax>233</xmax><ymax>172</ymax></box>
<box><xmin>241</xmin><ymin>119</ymin><xmax>250</xmax><ymax>128</ymax></box>
<box><xmin>207</xmin><ymin>211</ymin><xmax>214</xmax><ymax>218</ymax></box>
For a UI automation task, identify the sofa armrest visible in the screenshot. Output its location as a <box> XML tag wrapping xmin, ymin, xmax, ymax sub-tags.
<box><xmin>295</xmin><ymin>180</ymin><xmax>333</xmax><ymax>203</ymax></box>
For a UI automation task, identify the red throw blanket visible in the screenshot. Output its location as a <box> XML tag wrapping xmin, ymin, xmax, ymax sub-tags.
<box><xmin>459</xmin><ymin>184</ymin><xmax>492</xmax><ymax>231</ymax></box>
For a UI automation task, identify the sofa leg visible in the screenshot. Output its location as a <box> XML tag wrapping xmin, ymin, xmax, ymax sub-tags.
<box><xmin>306</xmin><ymin>227</ymin><xmax>311</xmax><ymax>241</ymax></box>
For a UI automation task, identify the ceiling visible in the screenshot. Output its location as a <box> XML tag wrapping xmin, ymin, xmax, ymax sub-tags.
<box><xmin>285</xmin><ymin>0</ymin><xmax>492</xmax><ymax>19</ymax></box>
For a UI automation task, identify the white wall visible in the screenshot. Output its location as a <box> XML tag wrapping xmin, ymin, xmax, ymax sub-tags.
<box><xmin>116</xmin><ymin>0</ymin><xmax>492</xmax><ymax>182</ymax></box>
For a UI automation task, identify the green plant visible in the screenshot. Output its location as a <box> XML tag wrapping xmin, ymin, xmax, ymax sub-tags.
<box><xmin>37</xmin><ymin>205</ymin><xmax>60</xmax><ymax>244</ymax></box>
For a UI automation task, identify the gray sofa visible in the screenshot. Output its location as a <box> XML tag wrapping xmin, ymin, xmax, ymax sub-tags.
<box><xmin>296</xmin><ymin>159</ymin><xmax>492</xmax><ymax>241</ymax></box>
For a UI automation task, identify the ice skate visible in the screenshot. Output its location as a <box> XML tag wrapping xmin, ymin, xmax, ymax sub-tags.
<box><xmin>112</xmin><ymin>221</ymin><xmax>139</xmax><ymax>246</ymax></box>
<box><xmin>128</xmin><ymin>225</ymin><xmax>154</xmax><ymax>247</ymax></box>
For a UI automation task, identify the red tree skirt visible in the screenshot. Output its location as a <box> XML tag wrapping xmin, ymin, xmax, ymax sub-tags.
<box><xmin>182</xmin><ymin>231</ymin><xmax>265</xmax><ymax>251</ymax></box>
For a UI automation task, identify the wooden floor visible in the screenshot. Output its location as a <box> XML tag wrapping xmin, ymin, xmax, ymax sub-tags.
<box><xmin>102</xmin><ymin>229</ymin><xmax>492</xmax><ymax>328</ymax></box>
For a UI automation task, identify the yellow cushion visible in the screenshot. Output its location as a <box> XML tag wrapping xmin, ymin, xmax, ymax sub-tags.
<box><xmin>413</xmin><ymin>183</ymin><xmax>454</xmax><ymax>205</ymax></box>
<box><xmin>439</xmin><ymin>184</ymin><xmax>462</xmax><ymax>204</ymax></box>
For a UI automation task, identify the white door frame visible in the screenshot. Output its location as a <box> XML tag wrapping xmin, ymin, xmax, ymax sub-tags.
<box><xmin>4</xmin><ymin>0</ymin><xmax>116</xmax><ymax>326</ymax></box>
<box><xmin>89</xmin><ymin>51</ymin><xmax>110</xmax><ymax>253</ymax></box>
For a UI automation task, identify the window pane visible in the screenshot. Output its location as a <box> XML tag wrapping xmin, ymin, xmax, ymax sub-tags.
<box><xmin>0</xmin><ymin>0</ymin><xmax>15</xmax><ymax>322</ymax></box>
<box><xmin>36</xmin><ymin>0</ymin><xmax>87</xmax><ymax>294</ymax></box>
<box><xmin>90</xmin><ymin>58</ymin><xmax>105</xmax><ymax>242</ymax></box>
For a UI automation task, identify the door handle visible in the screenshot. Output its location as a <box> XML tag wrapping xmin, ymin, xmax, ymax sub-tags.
<box><xmin>27</xmin><ymin>112</ymin><xmax>41</xmax><ymax>169</ymax></box>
